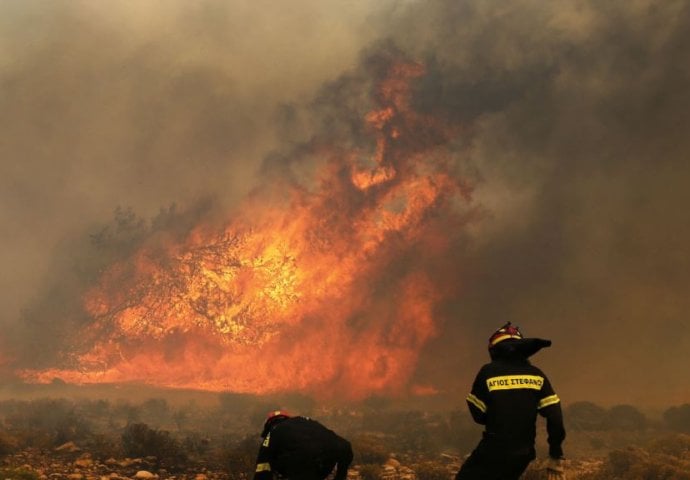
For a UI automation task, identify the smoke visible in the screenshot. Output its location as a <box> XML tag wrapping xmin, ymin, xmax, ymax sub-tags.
<box><xmin>3</xmin><ymin>0</ymin><xmax>690</xmax><ymax>405</ymax></box>
<box><xmin>0</xmin><ymin>0</ymin><xmax>388</xmax><ymax>323</ymax></box>
<box><xmin>388</xmin><ymin>0</ymin><xmax>690</xmax><ymax>405</ymax></box>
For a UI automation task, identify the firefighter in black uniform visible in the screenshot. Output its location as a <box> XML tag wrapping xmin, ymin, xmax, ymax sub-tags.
<box><xmin>456</xmin><ymin>323</ymin><xmax>566</xmax><ymax>480</ymax></box>
<box><xmin>252</xmin><ymin>410</ymin><xmax>353</xmax><ymax>480</ymax></box>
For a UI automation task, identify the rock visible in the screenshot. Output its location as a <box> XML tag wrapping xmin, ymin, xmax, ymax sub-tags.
<box><xmin>134</xmin><ymin>471</ymin><xmax>156</xmax><ymax>479</ymax></box>
<box><xmin>74</xmin><ymin>458</ymin><xmax>94</xmax><ymax>468</ymax></box>
<box><xmin>195</xmin><ymin>474</ymin><xmax>207</xmax><ymax>480</ymax></box>
<box><xmin>384</xmin><ymin>458</ymin><xmax>401</xmax><ymax>468</ymax></box>
<box><xmin>55</xmin><ymin>442</ymin><xmax>81</xmax><ymax>453</ymax></box>
<box><xmin>105</xmin><ymin>458</ymin><xmax>118</xmax><ymax>466</ymax></box>
<box><xmin>68</xmin><ymin>474</ymin><xmax>84</xmax><ymax>480</ymax></box>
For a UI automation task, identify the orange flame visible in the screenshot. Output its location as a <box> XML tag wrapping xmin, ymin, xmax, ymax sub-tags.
<box><xmin>20</xmin><ymin>60</ymin><xmax>472</xmax><ymax>399</ymax></box>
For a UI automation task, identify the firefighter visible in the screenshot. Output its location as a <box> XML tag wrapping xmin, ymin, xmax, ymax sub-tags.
<box><xmin>252</xmin><ymin>410</ymin><xmax>353</xmax><ymax>480</ymax></box>
<box><xmin>456</xmin><ymin>322</ymin><xmax>566</xmax><ymax>480</ymax></box>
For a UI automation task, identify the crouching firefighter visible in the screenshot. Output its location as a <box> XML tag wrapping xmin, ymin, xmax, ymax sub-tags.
<box><xmin>252</xmin><ymin>410</ymin><xmax>353</xmax><ymax>480</ymax></box>
<box><xmin>456</xmin><ymin>323</ymin><xmax>566</xmax><ymax>480</ymax></box>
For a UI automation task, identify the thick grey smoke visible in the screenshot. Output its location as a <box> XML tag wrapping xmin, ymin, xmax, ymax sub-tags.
<box><xmin>0</xmin><ymin>0</ymin><xmax>388</xmax><ymax>325</ymax></box>
<box><xmin>2</xmin><ymin>0</ymin><xmax>690</xmax><ymax>406</ymax></box>
<box><xmin>389</xmin><ymin>0</ymin><xmax>690</xmax><ymax>406</ymax></box>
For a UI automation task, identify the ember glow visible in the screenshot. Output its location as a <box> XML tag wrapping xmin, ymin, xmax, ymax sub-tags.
<box><xmin>20</xmin><ymin>61</ymin><xmax>472</xmax><ymax>399</ymax></box>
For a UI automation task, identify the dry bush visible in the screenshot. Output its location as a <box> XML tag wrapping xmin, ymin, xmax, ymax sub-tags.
<box><xmin>84</xmin><ymin>433</ymin><xmax>123</xmax><ymax>461</ymax></box>
<box><xmin>0</xmin><ymin>468</ymin><xmax>39</xmax><ymax>480</ymax></box>
<box><xmin>358</xmin><ymin>464</ymin><xmax>382</xmax><ymax>480</ymax></box>
<box><xmin>579</xmin><ymin>436</ymin><xmax>690</xmax><ymax>480</ymax></box>
<box><xmin>647</xmin><ymin>433</ymin><xmax>690</xmax><ymax>458</ymax></box>
<box><xmin>351</xmin><ymin>434</ymin><xmax>389</xmax><ymax>465</ymax></box>
<box><xmin>663</xmin><ymin>404</ymin><xmax>690</xmax><ymax>433</ymax></box>
<box><xmin>565</xmin><ymin>401</ymin><xmax>608</xmax><ymax>431</ymax></box>
<box><xmin>121</xmin><ymin>423</ymin><xmax>187</xmax><ymax>469</ymax></box>
<box><xmin>4</xmin><ymin>398</ymin><xmax>92</xmax><ymax>447</ymax></box>
<box><xmin>606</xmin><ymin>405</ymin><xmax>647</xmax><ymax>430</ymax></box>
<box><xmin>412</xmin><ymin>461</ymin><xmax>450</xmax><ymax>480</ymax></box>
<box><xmin>0</xmin><ymin>431</ymin><xmax>19</xmax><ymax>456</ymax></box>
<box><xmin>224</xmin><ymin>434</ymin><xmax>259</xmax><ymax>479</ymax></box>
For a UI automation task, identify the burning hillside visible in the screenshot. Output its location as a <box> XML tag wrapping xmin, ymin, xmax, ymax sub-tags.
<box><xmin>18</xmin><ymin>58</ymin><xmax>472</xmax><ymax>400</ymax></box>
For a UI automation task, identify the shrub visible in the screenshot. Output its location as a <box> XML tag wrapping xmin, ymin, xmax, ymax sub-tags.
<box><xmin>647</xmin><ymin>433</ymin><xmax>690</xmax><ymax>459</ymax></box>
<box><xmin>580</xmin><ymin>442</ymin><xmax>690</xmax><ymax>480</ymax></box>
<box><xmin>85</xmin><ymin>433</ymin><xmax>123</xmax><ymax>461</ymax></box>
<box><xmin>3</xmin><ymin>398</ymin><xmax>92</xmax><ymax>447</ymax></box>
<box><xmin>565</xmin><ymin>401</ymin><xmax>607</xmax><ymax>431</ymax></box>
<box><xmin>412</xmin><ymin>461</ymin><xmax>450</xmax><ymax>480</ymax></box>
<box><xmin>0</xmin><ymin>431</ymin><xmax>19</xmax><ymax>456</ymax></box>
<box><xmin>358</xmin><ymin>464</ymin><xmax>382</xmax><ymax>480</ymax></box>
<box><xmin>0</xmin><ymin>468</ymin><xmax>40</xmax><ymax>480</ymax></box>
<box><xmin>663</xmin><ymin>404</ymin><xmax>690</xmax><ymax>433</ymax></box>
<box><xmin>352</xmin><ymin>434</ymin><xmax>389</xmax><ymax>465</ymax></box>
<box><xmin>225</xmin><ymin>434</ymin><xmax>259</xmax><ymax>479</ymax></box>
<box><xmin>606</xmin><ymin>404</ymin><xmax>647</xmax><ymax>430</ymax></box>
<box><xmin>121</xmin><ymin>423</ymin><xmax>186</xmax><ymax>468</ymax></box>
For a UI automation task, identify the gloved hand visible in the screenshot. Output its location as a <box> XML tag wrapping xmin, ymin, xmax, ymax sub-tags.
<box><xmin>546</xmin><ymin>457</ymin><xmax>566</xmax><ymax>480</ymax></box>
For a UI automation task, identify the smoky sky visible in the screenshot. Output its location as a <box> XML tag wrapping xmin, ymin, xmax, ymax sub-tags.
<box><xmin>2</xmin><ymin>0</ymin><xmax>690</xmax><ymax>406</ymax></box>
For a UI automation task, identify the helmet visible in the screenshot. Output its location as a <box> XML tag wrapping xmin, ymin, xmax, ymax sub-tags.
<box><xmin>261</xmin><ymin>410</ymin><xmax>291</xmax><ymax>437</ymax></box>
<box><xmin>488</xmin><ymin>322</ymin><xmax>523</xmax><ymax>348</ymax></box>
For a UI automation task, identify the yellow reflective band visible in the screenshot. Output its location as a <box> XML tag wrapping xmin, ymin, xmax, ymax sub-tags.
<box><xmin>262</xmin><ymin>433</ymin><xmax>270</xmax><ymax>447</ymax></box>
<box><xmin>486</xmin><ymin>375</ymin><xmax>544</xmax><ymax>391</ymax></box>
<box><xmin>256</xmin><ymin>462</ymin><xmax>271</xmax><ymax>472</ymax></box>
<box><xmin>466</xmin><ymin>393</ymin><xmax>487</xmax><ymax>413</ymax></box>
<box><xmin>490</xmin><ymin>334</ymin><xmax>522</xmax><ymax>346</ymax></box>
<box><xmin>538</xmin><ymin>394</ymin><xmax>560</xmax><ymax>409</ymax></box>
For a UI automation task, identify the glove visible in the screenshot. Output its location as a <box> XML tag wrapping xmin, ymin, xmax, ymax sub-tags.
<box><xmin>546</xmin><ymin>457</ymin><xmax>566</xmax><ymax>480</ymax></box>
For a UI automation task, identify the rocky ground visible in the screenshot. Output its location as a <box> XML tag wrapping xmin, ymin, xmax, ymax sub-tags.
<box><xmin>2</xmin><ymin>445</ymin><xmax>605</xmax><ymax>480</ymax></box>
<box><xmin>0</xmin><ymin>446</ymin><xmax>441</xmax><ymax>480</ymax></box>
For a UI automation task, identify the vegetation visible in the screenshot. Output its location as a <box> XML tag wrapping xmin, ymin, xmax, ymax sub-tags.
<box><xmin>580</xmin><ymin>435</ymin><xmax>690</xmax><ymax>480</ymax></box>
<box><xmin>565</xmin><ymin>401</ymin><xmax>648</xmax><ymax>431</ymax></box>
<box><xmin>0</xmin><ymin>396</ymin><xmax>687</xmax><ymax>479</ymax></box>
<box><xmin>121</xmin><ymin>423</ymin><xmax>187</xmax><ymax>469</ymax></box>
<box><xmin>663</xmin><ymin>404</ymin><xmax>690</xmax><ymax>433</ymax></box>
<box><xmin>0</xmin><ymin>468</ymin><xmax>40</xmax><ymax>480</ymax></box>
<box><xmin>411</xmin><ymin>461</ymin><xmax>450</xmax><ymax>480</ymax></box>
<box><xmin>358</xmin><ymin>464</ymin><xmax>382</xmax><ymax>480</ymax></box>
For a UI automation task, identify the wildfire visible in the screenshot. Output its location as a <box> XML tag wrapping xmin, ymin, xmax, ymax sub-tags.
<box><xmin>20</xmin><ymin>59</ymin><xmax>472</xmax><ymax>399</ymax></box>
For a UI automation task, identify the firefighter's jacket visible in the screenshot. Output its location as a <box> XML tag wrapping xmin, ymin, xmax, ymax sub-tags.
<box><xmin>465</xmin><ymin>341</ymin><xmax>566</xmax><ymax>459</ymax></box>
<box><xmin>253</xmin><ymin>416</ymin><xmax>353</xmax><ymax>480</ymax></box>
